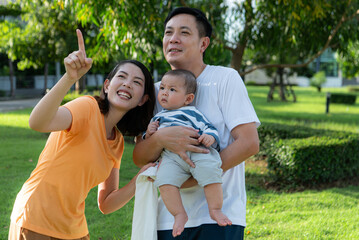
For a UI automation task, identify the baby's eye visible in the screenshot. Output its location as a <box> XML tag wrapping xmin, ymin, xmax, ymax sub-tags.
<box><xmin>170</xmin><ymin>88</ymin><xmax>176</xmax><ymax>92</ymax></box>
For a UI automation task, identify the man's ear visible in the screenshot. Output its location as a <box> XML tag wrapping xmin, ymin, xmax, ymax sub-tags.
<box><xmin>138</xmin><ymin>94</ymin><xmax>149</xmax><ymax>106</ymax></box>
<box><xmin>185</xmin><ymin>93</ymin><xmax>195</xmax><ymax>105</ymax></box>
<box><xmin>200</xmin><ymin>36</ymin><xmax>210</xmax><ymax>54</ymax></box>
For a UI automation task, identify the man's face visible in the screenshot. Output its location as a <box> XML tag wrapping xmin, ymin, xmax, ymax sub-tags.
<box><xmin>163</xmin><ymin>14</ymin><xmax>206</xmax><ymax>69</ymax></box>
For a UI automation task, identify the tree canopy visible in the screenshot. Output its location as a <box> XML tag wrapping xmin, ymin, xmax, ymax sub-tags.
<box><xmin>1</xmin><ymin>0</ymin><xmax>359</xmax><ymax>87</ymax></box>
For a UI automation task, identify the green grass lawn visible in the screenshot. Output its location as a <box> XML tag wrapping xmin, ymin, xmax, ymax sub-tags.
<box><xmin>1</xmin><ymin>86</ymin><xmax>358</xmax><ymax>239</ymax></box>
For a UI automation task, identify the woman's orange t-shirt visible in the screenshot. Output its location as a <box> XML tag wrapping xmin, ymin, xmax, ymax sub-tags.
<box><xmin>10</xmin><ymin>96</ymin><xmax>124</xmax><ymax>239</ymax></box>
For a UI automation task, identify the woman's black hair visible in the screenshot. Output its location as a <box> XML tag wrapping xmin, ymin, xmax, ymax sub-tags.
<box><xmin>94</xmin><ymin>60</ymin><xmax>155</xmax><ymax>136</ymax></box>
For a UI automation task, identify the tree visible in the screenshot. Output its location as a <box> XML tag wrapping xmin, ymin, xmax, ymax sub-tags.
<box><xmin>4</xmin><ymin>0</ymin><xmax>359</xmax><ymax>100</ymax></box>
<box><xmin>72</xmin><ymin>0</ymin><xmax>231</xmax><ymax>75</ymax></box>
<box><xmin>8</xmin><ymin>0</ymin><xmax>81</xmax><ymax>94</ymax></box>
<box><xmin>0</xmin><ymin>4</ymin><xmax>22</xmax><ymax>98</ymax></box>
<box><xmin>310</xmin><ymin>71</ymin><xmax>327</xmax><ymax>92</ymax></box>
<box><xmin>337</xmin><ymin>40</ymin><xmax>359</xmax><ymax>79</ymax></box>
<box><xmin>215</xmin><ymin>0</ymin><xmax>359</xmax><ymax>101</ymax></box>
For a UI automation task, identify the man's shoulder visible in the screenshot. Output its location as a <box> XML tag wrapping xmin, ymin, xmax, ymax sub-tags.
<box><xmin>201</xmin><ymin>65</ymin><xmax>238</xmax><ymax>80</ymax></box>
<box><xmin>207</xmin><ymin>64</ymin><xmax>236</xmax><ymax>73</ymax></box>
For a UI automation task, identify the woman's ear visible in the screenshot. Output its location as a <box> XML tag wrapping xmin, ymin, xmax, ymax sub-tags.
<box><xmin>103</xmin><ymin>79</ymin><xmax>110</xmax><ymax>94</ymax></box>
<box><xmin>138</xmin><ymin>94</ymin><xmax>149</xmax><ymax>106</ymax></box>
<box><xmin>185</xmin><ymin>93</ymin><xmax>195</xmax><ymax>105</ymax></box>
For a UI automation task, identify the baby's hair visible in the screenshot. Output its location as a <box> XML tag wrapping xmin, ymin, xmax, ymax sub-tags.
<box><xmin>163</xmin><ymin>69</ymin><xmax>197</xmax><ymax>94</ymax></box>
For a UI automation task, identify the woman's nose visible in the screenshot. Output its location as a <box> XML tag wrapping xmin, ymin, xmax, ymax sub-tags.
<box><xmin>122</xmin><ymin>80</ymin><xmax>131</xmax><ymax>88</ymax></box>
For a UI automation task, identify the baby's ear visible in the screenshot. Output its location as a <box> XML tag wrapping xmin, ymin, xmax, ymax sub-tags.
<box><xmin>185</xmin><ymin>93</ymin><xmax>195</xmax><ymax>105</ymax></box>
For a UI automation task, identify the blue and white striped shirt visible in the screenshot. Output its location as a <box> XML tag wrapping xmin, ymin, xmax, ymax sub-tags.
<box><xmin>151</xmin><ymin>106</ymin><xmax>220</xmax><ymax>150</ymax></box>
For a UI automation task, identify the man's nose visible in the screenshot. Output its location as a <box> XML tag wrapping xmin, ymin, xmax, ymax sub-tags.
<box><xmin>169</xmin><ymin>32</ymin><xmax>180</xmax><ymax>43</ymax></box>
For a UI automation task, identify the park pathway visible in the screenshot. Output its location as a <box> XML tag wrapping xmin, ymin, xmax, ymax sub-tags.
<box><xmin>0</xmin><ymin>98</ymin><xmax>40</xmax><ymax>112</ymax></box>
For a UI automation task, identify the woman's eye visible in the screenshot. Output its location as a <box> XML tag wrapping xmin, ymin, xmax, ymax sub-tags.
<box><xmin>134</xmin><ymin>80</ymin><xmax>142</xmax><ymax>85</ymax></box>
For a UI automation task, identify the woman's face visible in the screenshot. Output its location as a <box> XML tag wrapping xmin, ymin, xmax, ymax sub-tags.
<box><xmin>104</xmin><ymin>63</ymin><xmax>148</xmax><ymax>112</ymax></box>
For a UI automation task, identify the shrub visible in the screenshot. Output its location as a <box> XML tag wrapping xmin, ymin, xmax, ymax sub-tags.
<box><xmin>86</xmin><ymin>86</ymin><xmax>101</xmax><ymax>92</ymax></box>
<box><xmin>267</xmin><ymin>135</ymin><xmax>359</xmax><ymax>186</ymax></box>
<box><xmin>330</xmin><ymin>93</ymin><xmax>357</xmax><ymax>105</ymax></box>
<box><xmin>0</xmin><ymin>90</ymin><xmax>6</xmax><ymax>97</ymax></box>
<box><xmin>61</xmin><ymin>91</ymin><xmax>86</xmax><ymax>105</ymax></box>
<box><xmin>348</xmin><ymin>86</ymin><xmax>359</xmax><ymax>92</ymax></box>
<box><xmin>310</xmin><ymin>71</ymin><xmax>326</xmax><ymax>92</ymax></box>
<box><xmin>255</xmin><ymin>123</ymin><xmax>343</xmax><ymax>159</ymax></box>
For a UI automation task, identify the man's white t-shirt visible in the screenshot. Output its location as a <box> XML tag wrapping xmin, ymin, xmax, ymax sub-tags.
<box><xmin>154</xmin><ymin>65</ymin><xmax>260</xmax><ymax>230</ymax></box>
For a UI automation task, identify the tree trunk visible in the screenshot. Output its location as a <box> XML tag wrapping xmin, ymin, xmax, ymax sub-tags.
<box><xmin>8</xmin><ymin>59</ymin><xmax>15</xmax><ymax>98</ymax></box>
<box><xmin>267</xmin><ymin>73</ymin><xmax>277</xmax><ymax>102</ymax></box>
<box><xmin>268</xmin><ymin>67</ymin><xmax>297</xmax><ymax>102</ymax></box>
<box><xmin>278</xmin><ymin>68</ymin><xmax>287</xmax><ymax>101</ymax></box>
<box><xmin>43</xmin><ymin>63</ymin><xmax>48</xmax><ymax>95</ymax></box>
<box><xmin>77</xmin><ymin>75</ymin><xmax>86</xmax><ymax>93</ymax></box>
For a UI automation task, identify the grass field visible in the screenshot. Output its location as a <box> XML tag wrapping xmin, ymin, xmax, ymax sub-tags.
<box><xmin>0</xmin><ymin>86</ymin><xmax>358</xmax><ymax>239</ymax></box>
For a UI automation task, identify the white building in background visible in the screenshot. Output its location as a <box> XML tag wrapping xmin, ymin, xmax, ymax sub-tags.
<box><xmin>245</xmin><ymin>49</ymin><xmax>359</xmax><ymax>87</ymax></box>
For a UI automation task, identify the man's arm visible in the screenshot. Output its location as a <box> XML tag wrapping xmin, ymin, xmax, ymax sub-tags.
<box><xmin>220</xmin><ymin>122</ymin><xmax>259</xmax><ymax>171</ymax></box>
<box><xmin>180</xmin><ymin>122</ymin><xmax>259</xmax><ymax>189</ymax></box>
<box><xmin>133</xmin><ymin>126</ymin><xmax>208</xmax><ymax>167</ymax></box>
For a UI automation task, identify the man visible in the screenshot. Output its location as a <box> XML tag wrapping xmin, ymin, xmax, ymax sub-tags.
<box><xmin>133</xmin><ymin>7</ymin><xmax>260</xmax><ymax>240</ymax></box>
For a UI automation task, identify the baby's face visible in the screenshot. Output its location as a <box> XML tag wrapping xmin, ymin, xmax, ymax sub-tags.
<box><xmin>158</xmin><ymin>75</ymin><xmax>189</xmax><ymax>110</ymax></box>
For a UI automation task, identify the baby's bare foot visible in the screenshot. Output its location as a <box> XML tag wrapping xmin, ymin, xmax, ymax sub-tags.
<box><xmin>172</xmin><ymin>212</ymin><xmax>188</xmax><ymax>237</ymax></box>
<box><xmin>209</xmin><ymin>209</ymin><xmax>232</xmax><ymax>226</ymax></box>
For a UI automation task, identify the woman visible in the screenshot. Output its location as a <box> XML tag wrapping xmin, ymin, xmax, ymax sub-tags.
<box><xmin>8</xmin><ymin>29</ymin><xmax>156</xmax><ymax>239</ymax></box>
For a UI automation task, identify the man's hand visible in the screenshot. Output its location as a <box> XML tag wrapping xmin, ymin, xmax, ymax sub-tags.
<box><xmin>156</xmin><ymin>126</ymin><xmax>210</xmax><ymax>168</ymax></box>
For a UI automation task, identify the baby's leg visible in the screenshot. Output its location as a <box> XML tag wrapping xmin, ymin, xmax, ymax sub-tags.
<box><xmin>159</xmin><ymin>184</ymin><xmax>188</xmax><ymax>237</ymax></box>
<box><xmin>204</xmin><ymin>183</ymin><xmax>232</xmax><ymax>226</ymax></box>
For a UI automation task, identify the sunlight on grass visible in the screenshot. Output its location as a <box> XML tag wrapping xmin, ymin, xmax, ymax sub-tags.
<box><xmin>0</xmin><ymin>109</ymin><xmax>32</xmax><ymax>128</ymax></box>
<box><xmin>247</xmin><ymin>86</ymin><xmax>359</xmax><ymax>134</ymax></box>
<box><xmin>245</xmin><ymin>187</ymin><xmax>359</xmax><ymax>239</ymax></box>
<box><xmin>1</xmin><ymin>87</ymin><xmax>358</xmax><ymax>240</ymax></box>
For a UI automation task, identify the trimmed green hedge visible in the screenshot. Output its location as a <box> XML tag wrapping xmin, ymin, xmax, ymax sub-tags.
<box><xmin>257</xmin><ymin>123</ymin><xmax>359</xmax><ymax>186</ymax></box>
<box><xmin>267</xmin><ymin>135</ymin><xmax>359</xmax><ymax>185</ymax></box>
<box><xmin>256</xmin><ymin>123</ymin><xmax>344</xmax><ymax>159</ymax></box>
<box><xmin>330</xmin><ymin>93</ymin><xmax>356</xmax><ymax>105</ymax></box>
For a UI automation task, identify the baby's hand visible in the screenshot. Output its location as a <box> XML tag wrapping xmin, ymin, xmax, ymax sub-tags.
<box><xmin>145</xmin><ymin>121</ymin><xmax>159</xmax><ymax>138</ymax></box>
<box><xmin>198</xmin><ymin>134</ymin><xmax>215</xmax><ymax>148</ymax></box>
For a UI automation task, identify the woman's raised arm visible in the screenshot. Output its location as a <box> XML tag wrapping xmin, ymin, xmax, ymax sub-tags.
<box><xmin>29</xmin><ymin>30</ymin><xmax>93</xmax><ymax>132</ymax></box>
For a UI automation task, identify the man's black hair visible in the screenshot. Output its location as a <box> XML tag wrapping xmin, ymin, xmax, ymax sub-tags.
<box><xmin>164</xmin><ymin>7</ymin><xmax>212</xmax><ymax>38</ymax></box>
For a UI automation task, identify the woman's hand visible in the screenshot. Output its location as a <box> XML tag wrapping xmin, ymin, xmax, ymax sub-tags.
<box><xmin>64</xmin><ymin>29</ymin><xmax>93</xmax><ymax>84</ymax></box>
<box><xmin>29</xmin><ymin>29</ymin><xmax>92</xmax><ymax>132</ymax></box>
